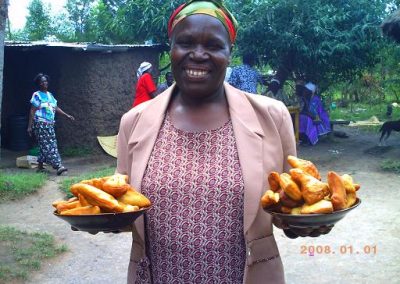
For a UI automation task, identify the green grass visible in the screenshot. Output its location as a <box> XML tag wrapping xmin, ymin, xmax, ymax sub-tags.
<box><xmin>0</xmin><ymin>225</ymin><xmax>67</xmax><ymax>282</ymax></box>
<box><xmin>0</xmin><ymin>172</ymin><xmax>48</xmax><ymax>203</ymax></box>
<box><xmin>61</xmin><ymin>146</ymin><xmax>93</xmax><ymax>158</ymax></box>
<box><xmin>329</xmin><ymin>102</ymin><xmax>396</xmax><ymax>121</ymax></box>
<box><xmin>59</xmin><ymin>166</ymin><xmax>115</xmax><ymax>198</ymax></box>
<box><xmin>381</xmin><ymin>159</ymin><xmax>400</xmax><ymax>173</ymax></box>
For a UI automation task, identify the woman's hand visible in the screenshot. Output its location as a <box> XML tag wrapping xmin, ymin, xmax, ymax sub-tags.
<box><xmin>27</xmin><ymin>126</ymin><xmax>32</xmax><ymax>136</ymax></box>
<box><xmin>273</xmin><ymin>216</ymin><xmax>334</xmax><ymax>239</ymax></box>
<box><xmin>67</xmin><ymin>114</ymin><xmax>75</xmax><ymax>121</ymax></box>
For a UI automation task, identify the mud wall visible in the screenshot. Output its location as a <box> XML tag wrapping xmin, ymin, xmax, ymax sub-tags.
<box><xmin>2</xmin><ymin>46</ymin><xmax>161</xmax><ymax>153</ymax></box>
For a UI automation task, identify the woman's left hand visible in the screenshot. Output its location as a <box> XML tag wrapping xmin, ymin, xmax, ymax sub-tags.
<box><xmin>273</xmin><ymin>216</ymin><xmax>334</xmax><ymax>239</ymax></box>
<box><xmin>67</xmin><ymin>114</ymin><xmax>75</xmax><ymax>121</ymax></box>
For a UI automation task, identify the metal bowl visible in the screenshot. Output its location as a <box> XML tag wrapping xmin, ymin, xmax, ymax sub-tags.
<box><xmin>265</xmin><ymin>198</ymin><xmax>361</xmax><ymax>228</ymax></box>
<box><xmin>54</xmin><ymin>207</ymin><xmax>150</xmax><ymax>233</ymax></box>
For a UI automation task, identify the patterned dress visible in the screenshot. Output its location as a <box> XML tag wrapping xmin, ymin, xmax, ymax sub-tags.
<box><xmin>30</xmin><ymin>91</ymin><xmax>62</xmax><ymax>169</ymax></box>
<box><xmin>228</xmin><ymin>64</ymin><xmax>262</xmax><ymax>94</ymax></box>
<box><xmin>299</xmin><ymin>95</ymin><xmax>331</xmax><ymax>145</ymax></box>
<box><xmin>140</xmin><ymin>114</ymin><xmax>246</xmax><ymax>284</ymax></box>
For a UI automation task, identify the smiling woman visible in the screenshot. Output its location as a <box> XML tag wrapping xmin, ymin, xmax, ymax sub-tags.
<box><xmin>107</xmin><ymin>0</ymin><xmax>330</xmax><ymax>283</ymax></box>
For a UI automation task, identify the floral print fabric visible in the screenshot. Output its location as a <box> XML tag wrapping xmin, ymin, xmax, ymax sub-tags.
<box><xmin>140</xmin><ymin>114</ymin><xmax>246</xmax><ymax>283</ymax></box>
<box><xmin>33</xmin><ymin>120</ymin><xmax>62</xmax><ymax>169</ymax></box>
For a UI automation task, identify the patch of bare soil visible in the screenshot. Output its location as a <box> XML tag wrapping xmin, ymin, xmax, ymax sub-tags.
<box><xmin>1</xmin><ymin>127</ymin><xmax>399</xmax><ymax>284</ymax></box>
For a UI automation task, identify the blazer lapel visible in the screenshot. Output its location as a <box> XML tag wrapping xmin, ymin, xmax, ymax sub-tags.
<box><xmin>225</xmin><ymin>83</ymin><xmax>265</xmax><ymax>234</ymax></box>
<box><xmin>127</xmin><ymin>88</ymin><xmax>174</xmax><ymax>190</ymax></box>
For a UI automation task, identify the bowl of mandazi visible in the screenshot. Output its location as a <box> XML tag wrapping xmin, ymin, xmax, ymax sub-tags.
<box><xmin>54</xmin><ymin>207</ymin><xmax>150</xmax><ymax>234</ymax></box>
<box><xmin>265</xmin><ymin>198</ymin><xmax>361</xmax><ymax>228</ymax></box>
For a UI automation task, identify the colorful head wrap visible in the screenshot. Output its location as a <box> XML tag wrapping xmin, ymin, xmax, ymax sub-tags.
<box><xmin>168</xmin><ymin>0</ymin><xmax>238</xmax><ymax>43</ymax></box>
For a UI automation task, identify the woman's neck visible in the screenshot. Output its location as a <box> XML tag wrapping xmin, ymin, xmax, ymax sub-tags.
<box><xmin>168</xmin><ymin>87</ymin><xmax>230</xmax><ymax>132</ymax></box>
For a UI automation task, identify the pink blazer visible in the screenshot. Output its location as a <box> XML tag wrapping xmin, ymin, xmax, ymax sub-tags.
<box><xmin>117</xmin><ymin>82</ymin><xmax>297</xmax><ymax>284</ymax></box>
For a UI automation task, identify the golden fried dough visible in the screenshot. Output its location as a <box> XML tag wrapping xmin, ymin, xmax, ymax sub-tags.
<box><xmin>328</xmin><ymin>171</ymin><xmax>347</xmax><ymax>211</ymax></box>
<box><xmin>290</xmin><ymin>168</ymin><xmax>330</xmax><ymax>205</ymax></box>
<box><xmin>345</xmin><ymin>192</ymin><xmax>357</xmax><ymax>209</ymax></box>
<box><xmin>279</xmin><ymin>173</ymin><xmax>302</xmax><ymax>201</ymax></box>
<box><xmin>279</xmin><ymin>189</ymin><xmax>304</xmax><ymax>208</ymax></box>
<box><xmin>117</xmin><ymin>188</ymin><xmax>152</xmax><ymax>208</ymax></box>
<box><xmin>56</xmin><ymin>200</ymin><xmax>81</xmax><ymax>213</ymax></box>
<box><xmin>290</xmin><ymin>207</ymin><xmax>302</xmax><ymax>215</ymax></box>
<box><xmin>80</xmin><ymin>176</ymin><xmax>111</xmax><ymax>190</ymax></box>
<box><xmin>261</xmin><ymin>190</ymin><xmax>280</xmax><ymax>208</ymax></box>
<box><xmin>52</xmin><ymin>198</ymin><xmax>77</xmax><ymax>208</ymax></box>
<box><xmin>71</xmin><ymin>183</ymin><xmax>119</xmax><ymax>212</ymax></box>
<box><xmin>267</xmin><ymin>172</ymin><xmax>281</xmax><ymax>192</ymax></box>
<box><xmin>341</xmin><ymin>174</ymin><xmax>356</xmax><ymax>193</ymax></box>
<box><xmin>60</xmin><ymin>205</ymin><xmax>101</xmax><ymax>215</ymax></box>
<box><xmin>287</xmin><ymin>155</ymin><xmax>321</xmax><ymax>180</ymax></box>
<box><xmin>102</xmin><ymin>174</ymin><xmax>130</xmax><ymax>198</ymax></box>
<box><xmin>78</xmin><ymin>194</ymin><xmax>90</xmax><ymax>206</ymax></box>
<box><xmin>300</xmin><ymin>199</ymin><xmax>333</xmax><ymax>214</ymax></box>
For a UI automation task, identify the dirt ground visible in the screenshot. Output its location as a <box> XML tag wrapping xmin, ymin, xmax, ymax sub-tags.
<box><xmin>1</xmin><ymin>125</ymin><xmax>399</xmax><ymax>284</ymax></box>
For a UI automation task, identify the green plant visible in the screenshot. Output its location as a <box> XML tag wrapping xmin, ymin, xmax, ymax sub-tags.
<box><xmin>61</xmin><ymin>146</ymin><xmax>93</xmax><ymax>158</ymax></box>
<box><xmin>381</xmin><ymin>159</ymin><xmax>400</xmax><ymax>173</ymax></box>
<box><xmin>0</xmin><ymin>172</ymin><xmax>47</xmax><ymax>203</ymax></box>
<box><xmin>59</xmin><ymin>166</ymin><xmax>115</xmax><ymax>198</ymax></box>
<box><xmin>0</xmin><ymin>225</ymin><xmax>67</xmax><ymax>282</ymax></box>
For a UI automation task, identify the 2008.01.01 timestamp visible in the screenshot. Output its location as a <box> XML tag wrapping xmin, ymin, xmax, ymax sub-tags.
<box><xmin>300</xmin><ymin>245</ymin><xmax>377</xmax><ymax>255</ymax></box>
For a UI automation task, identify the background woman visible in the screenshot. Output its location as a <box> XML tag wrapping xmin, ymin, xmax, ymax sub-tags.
<box><xmin>298</xmin><ymin>82</ymin><xmax>331</xmax><ymax>145</ymax></box>
<box><xmin>132</xmin><ymin>62</ymin><xmax>157</xmax><ymax>107</ymax></box>
<box><xmin>27</xmin><ymin>73</ymin><xmax>74</xmax><ymax>175</ymax></box>
<box><xmin>117</xmin><ymin>1</ymin><xmax>332</xmax><ymax>283</ymax></box>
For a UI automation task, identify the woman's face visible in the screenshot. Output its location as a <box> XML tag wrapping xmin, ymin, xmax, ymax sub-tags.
<box><xmin>170</xmin><ymin>14</ymin><xmax>232</xmax><ymax>99</ymax></box>
<box><xmin>39</xmin><ymin>76</ymin><xmax>48</xmax><ymax>90</ymax></box>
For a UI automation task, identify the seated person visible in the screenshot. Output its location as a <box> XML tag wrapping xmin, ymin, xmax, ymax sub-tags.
<box><xmin>298</xmin><ymin>82</ymin><xmax>331</xmax><ymax>145</ymax></box>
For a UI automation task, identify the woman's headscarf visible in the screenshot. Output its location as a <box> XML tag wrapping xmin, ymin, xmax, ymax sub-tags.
<box><xmin>304</xmin><ymin>82</ymin><xmax>316</xmax><ymax>94</ymax></box>
<box><xmin>168</xmin><ymin>0</ymin><xmax>238</xmax><ymax>43</ymax></box>
<box><xmin>137</xmin><ymin>62</ymin><xmax>152</xmax><ymax>78</ymax></box>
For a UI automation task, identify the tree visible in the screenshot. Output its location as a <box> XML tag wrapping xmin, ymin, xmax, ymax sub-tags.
<box><xmin>234</xmin><ymin>0</ymin><xmax>389</xmax><ymax>93</ymax></box>
<box><xmin>65</xmin><ymin>0</ymin><xmax>96</xmax><ymax>41</ymax></box>
<box><xmin>24</xmin><ymin>0</ymin><xmax>51</xmax><ymax>40</ymax></box>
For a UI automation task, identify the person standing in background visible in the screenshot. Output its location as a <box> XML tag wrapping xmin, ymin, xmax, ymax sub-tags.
<box><xmin>132</xmin><ymin>62</ymin><xmax>157</xmax><ymax>107</ymax></box>
<box><xmin>27</xmin><ymin>73</ymin><xmax>74</xmax><ymax>175</ymax></box>
<box><xmin>155</xmin><ymin>71</ymin><xmax>175</xmax><ymax>96</ymax></box>
<box><xmin>228</xmin><ymin>53</ymin><xmax>263</xmax><ymax>93</ymax></box>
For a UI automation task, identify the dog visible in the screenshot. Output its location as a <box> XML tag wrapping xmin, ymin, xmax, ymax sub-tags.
<box><xmin>379</xmin><ymin>119</ymin><xmax>400</xmax><ymax>145</ymax></box>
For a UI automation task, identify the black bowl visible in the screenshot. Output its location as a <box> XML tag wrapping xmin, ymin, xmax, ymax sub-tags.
<box><xmin>265</xmin><ymin>198</ymin><xmax>361</xmax><ymax>228</ymax></box>
<box><xmin>54</xmin><ymin>207</ymin><xmax>150</xmax><ymax>233</ymax></box>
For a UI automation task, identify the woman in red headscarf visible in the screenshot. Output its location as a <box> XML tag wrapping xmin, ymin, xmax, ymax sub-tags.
<box><xmin>114</xmin><ymin>1</ymin><xmax>332</xmax><ymax>283</ymax></box>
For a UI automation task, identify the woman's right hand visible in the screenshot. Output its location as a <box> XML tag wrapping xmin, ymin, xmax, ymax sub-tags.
<box><xmin>27</xmin><ymin>126</ymin><xmax>32</xmax><ymax>136</ymax></box>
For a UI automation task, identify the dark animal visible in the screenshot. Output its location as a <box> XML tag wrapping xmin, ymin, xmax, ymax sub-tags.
<box><xmin>379</xmin><ymin>119</ymin><xmax>400</xmax><ymax>144</ymax></box>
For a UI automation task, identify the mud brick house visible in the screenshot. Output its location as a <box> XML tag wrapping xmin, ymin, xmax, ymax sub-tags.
<box><xmin>1</xmin><ymin>41</ymin><xmax>167</xmax><ymax>153</ymax></box>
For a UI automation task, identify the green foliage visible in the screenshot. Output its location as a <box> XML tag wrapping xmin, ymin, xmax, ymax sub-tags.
<box><xmin>0</xmin><ymin>226</ymin><xmax>67</xmax><ymax>282</ymax></box>
<box><xmin>235</xmin><ymin>0</ymin><xmax>388</xmax><ymax>88</ymax></box>
<box><xmin>61</xmin><ymin>146</ymin><xmax>94</xmax><ymax>157</ymax></box>
<box><xmin>24</xmin><ymin>0</ymin><xmax>52</xmax><ymax>40</ymax></box>
<box><xmin>381</xmin><ymin>159</ymin><xmax>400</xmax><ymax>173</ymax></box>
<box><xmin>59</xmin><ymin>166</ymin><xmax>115</xmax><ymax>198</ymax></box>
<box><xmin>0</xmin><ymin>172</ymin><xmax>47</xmax><ymax>203</ymax></box>
<box><xmin>65</xmin><ymin>0</ymin><xmax>97</xmax><ymax>41</ymax></box>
